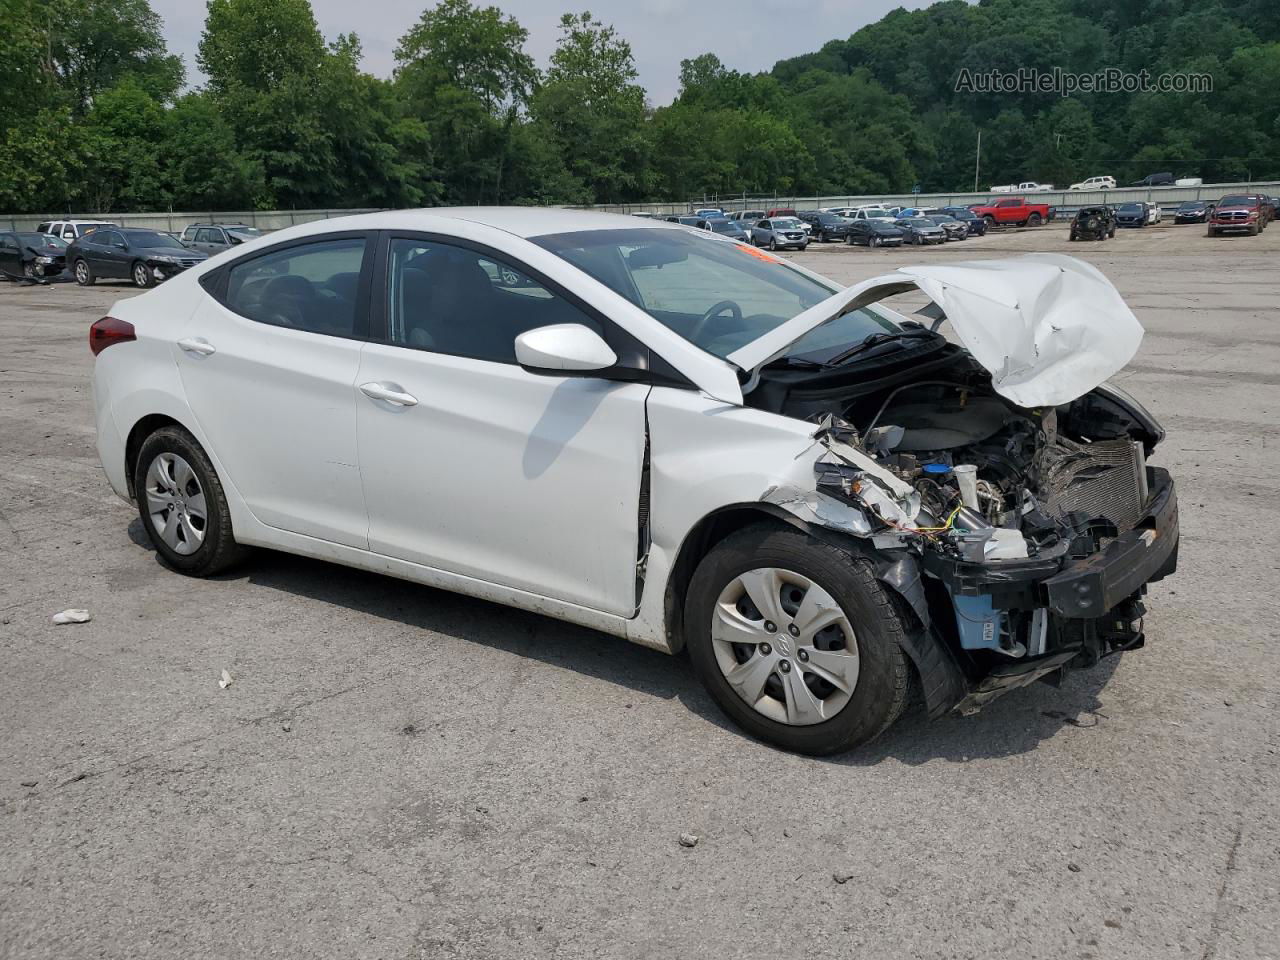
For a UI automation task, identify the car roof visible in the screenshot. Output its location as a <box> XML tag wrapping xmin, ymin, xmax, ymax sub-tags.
<box><xmin>245</xmin><ymin>207</ymin><xmax>685</xmax><ymax>242</ymax></box>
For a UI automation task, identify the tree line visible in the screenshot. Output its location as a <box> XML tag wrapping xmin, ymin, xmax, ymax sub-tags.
<box><xmin>2</xmin><ymin>0</ymin><xmax>1278</xmax><ymax>214</ymax></box>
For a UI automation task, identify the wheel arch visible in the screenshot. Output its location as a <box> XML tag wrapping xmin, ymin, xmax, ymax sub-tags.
<box><xmin>123</xmin><ymin>413</ymin><xmax>193</xmax><ymax>498</ymax></box>
<box><xmin>662</xmin><ymin>503</ymin><xmax>800</xmax><ymax>654</ymax></box>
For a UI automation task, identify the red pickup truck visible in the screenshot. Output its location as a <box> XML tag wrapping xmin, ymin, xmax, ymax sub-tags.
<box><xmin>969</xmin><ymin>196</ymin><xmax>1051</xmax><ymax>227</ymax></box>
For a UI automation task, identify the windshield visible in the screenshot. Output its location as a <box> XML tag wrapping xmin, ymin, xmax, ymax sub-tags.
<box><xmin>1118</xmin><ymin>203</ymin><xmax>1142</xmax><ymax>212</ymax></box>
<box><xmin>532</xmin><ymin>227</ymin><xmax>879</xmax><ymax>359</ymax></box>
<box><xmin>1178</xmin><ymin>201</ymin><xmax>1204</xmax><ymax>209</ymax></box>
<box><xmin>123</xmin><ymin>231</ymin><xmax>184</xmax><ymax>248</ymax></box>
<box><xmin>1218</xmin><ymin>195</ymin><xmax>1253</xmax><ymax>206</ymax></box>
<box><xmin>771</xmin><ymin>218</ymin><xmax>803</xmax><ymax>229</ymax></box>
<box><xmin>708</xmin><ymin>220</ymin><xmax>742</xmax><ymax>234</ymax></box>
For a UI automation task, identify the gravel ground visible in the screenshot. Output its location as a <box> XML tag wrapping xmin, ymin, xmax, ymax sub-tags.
<box><xmin>1</xmin><ymin>219</ymin><xmax>1277</xmax><ymax>959</ymax></box>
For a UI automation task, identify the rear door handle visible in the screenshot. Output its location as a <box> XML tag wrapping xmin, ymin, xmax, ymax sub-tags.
<box><xmin>177</xmin><ymin>337</ymin><xmax>216</xmax><ymax>356</ymax></box>
<box><xmin>359</xmin><ymin>382</ymin><xmax>418</xmax><ymax>407</ymax></box>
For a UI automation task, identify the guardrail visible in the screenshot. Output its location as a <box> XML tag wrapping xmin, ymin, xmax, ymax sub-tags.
<box><xmin>5</xmin><ymin>180</ymin><xmax>1277</xmax><ymax>232</ymax></box>
<box><xmin>0</xmin><ymin>208</ymin><xmax>381</xmax><ymax>233</ymax></box>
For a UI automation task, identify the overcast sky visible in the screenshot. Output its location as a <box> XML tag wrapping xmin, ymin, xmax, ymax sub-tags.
<box><xmin>150</xmin><ymin>0</ymin><xmax>936</xmax><ymax>105</ymax></box>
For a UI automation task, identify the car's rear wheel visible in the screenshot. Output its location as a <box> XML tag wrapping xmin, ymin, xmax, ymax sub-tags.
<box><xmin>1027</xmin><ymin>212</ymin><xmax>1042</xmax><ymax>226</ymax></box>
<box><xmin>685</xmin><ymin>524</ymin><xmax>911</xmax><ymax>755</ymax></box>
<box><xmin>134</xmin><ymin>426</ymin><xmax>249</xmax><ymax>576</ymax></box>
<box><xmin>74</xmin><ymin>259</ymin><xmax>94</xmax><ymax>286</ymax></box>
<box><xmin>132</xmin><ymin>262</ymin><xmax>154</xmax><ymax>288</ymax></box>
<box><xmin>983</xmin><ymin>215</ymin><xmax>995</xmax><ymax>227</ymax></box>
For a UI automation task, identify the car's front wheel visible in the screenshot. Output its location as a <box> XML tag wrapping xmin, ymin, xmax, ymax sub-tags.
<box><xmin>869</xmin><ymin>234</ymin><xmax>881</xmax><ymax>248</ymax></box>
<box><xmin>685</xmin><ymin>524</ymin><xmax>911</xmax><ymax>755</ymax></box>
<box><xmin>74</xmin><ymin>259</ymin><xmax>94</xmax><ymax>285</ymax></box>
<box><xmin>132</xmin><ymin>261</ymin><xmax>154</xmax><ymax>288</ymax></box>
<box><xmin>134</xmin><ymin>425</ymin><xmax>249</xmax><ymax>576</ymax></box>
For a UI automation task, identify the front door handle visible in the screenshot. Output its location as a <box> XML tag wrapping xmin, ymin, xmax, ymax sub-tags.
<box><xmin>177</xmin><ymin>337</ymin><xmax>216</xmax><ymax>356</ymax></box>
<box><xmin>359</xmin><ymin>382</ymin><xmax>418</xmax><ymax>407</ymax></box>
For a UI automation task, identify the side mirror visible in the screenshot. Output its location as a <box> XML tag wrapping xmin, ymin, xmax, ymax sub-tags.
<box><xmin>515</xmin><ymin>324</ymin><xmax>617</xmax><ymax>376</ymax></box>
<box><xmin>116</xmin><ymin>241</ymin><xmax>128</xmax><ymax>250</ymax></box>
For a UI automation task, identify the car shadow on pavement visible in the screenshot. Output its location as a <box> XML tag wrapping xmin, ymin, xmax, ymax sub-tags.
<box><xmin>128</xmin><ymin>519</ymin><xmax>1121</xmax><ymax>765</ymax></box>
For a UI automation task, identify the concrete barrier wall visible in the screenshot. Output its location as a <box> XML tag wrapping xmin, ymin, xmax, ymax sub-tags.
<box><xmin>6</xmin><ymin>180</ymin><xmax>1278</xmax><ymax>232</ymax></box>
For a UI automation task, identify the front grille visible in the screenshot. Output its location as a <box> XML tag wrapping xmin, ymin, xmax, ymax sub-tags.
<box><xmin>177</xmin><ymin>259</ymin><xmax>201</xmax><ymax>267</ymax></box>
<box><xmin>1217</xmin><ymin>210</ymin><xmax>1247</xmax><ymax>222</ymax></box>
<box><xmin>1040</xmin><ymin>438</ymin><xmax>1147</xmax><ymax>531</ymax></box>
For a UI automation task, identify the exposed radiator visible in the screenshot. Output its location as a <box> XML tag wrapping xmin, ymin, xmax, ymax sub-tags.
<box><xmin>1040</xmin><ymin>437</ymin><xmax>1148</xmax><ymax>531</ymax></box>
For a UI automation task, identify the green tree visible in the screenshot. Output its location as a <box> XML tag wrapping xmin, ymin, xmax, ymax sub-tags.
<box><xmin>532</xmin><ymin>11</ymin><xmax>650</xmax><ymax>203</ymax></box>
<box><xmin>49</xmin><ymin>0</ymin><xmax>183</xmax><ymax>112</ymax></box>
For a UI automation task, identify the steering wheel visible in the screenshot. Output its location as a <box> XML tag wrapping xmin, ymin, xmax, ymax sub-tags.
<box><xmin>689</xmin><ymin>299</ymin><xmax>743</xmax><ymax>343</ymax></box>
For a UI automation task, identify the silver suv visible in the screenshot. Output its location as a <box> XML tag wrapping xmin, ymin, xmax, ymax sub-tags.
<box><xmin>750</xmin><ymin>217</ymin><xmax>809</xmax><ymax>251</ymax></box>
<box><xmin>180</xmin><ymin>223</ymin><xmax>263</xmax><ymax>256</ymax></box>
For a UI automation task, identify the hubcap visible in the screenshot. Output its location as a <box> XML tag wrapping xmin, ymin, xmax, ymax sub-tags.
<box><xmin>710</xmin><ymin>567</ymin><xmax>859</xmax><ymax>726</ymax></box>
<box><xmin>134</xmin><ymin>265</ymin><xmax>148</xmax><ymax>286</ymax></box>
<box><xmin>76</xmin><ymin>262</ymin><xmax>87</xmax><ymax>282</ymax></box>
<box><xmin>144</xmin><ymin>452</ymin><xmax>207</xmax><ymax>556</ymax></box>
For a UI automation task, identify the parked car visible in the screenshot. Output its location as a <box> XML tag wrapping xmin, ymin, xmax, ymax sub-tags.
<box><xmin>1068</xmin><ymin>206</ymin><xmax>1117</xmax><ymax>241</ymax></box>
<box><xmin>894</xmin><ymin>217</ymin><xmax>947</xmax><ymax>245</ymax></box>
<box><xmin>0</xmin><ymin>231</ymin><xmax>68</xmax><ymax>279</ymax></box>
<box><xmin>664</xmin><ymin>215</ymin><xmax>703</xmax><ymax>227</ymax></box>
<box><xmin>180</xmin><ymin>223</ymin><xmax>263</xmax><ymax>257</ymax></box>
<box><xmin>1173</xmin><ymin>200</ymin><xmax>1213</xmax><ymax>223</ymax></box>
<box><xmin>1207</xmin><ymin>195</ymin><xmax>1267</xmax><ymax>236</ymax></box>
<box><xmin>1145</xmin><ymin>202</ymin><xmax>1163</xmax><ymax>225</ymax></box>
<box><xmin>1068</xmin><ymin>176</ymin><xmax>1115</xmax><ymax>191</ymax></box>
<box><xmin>850</xmin><ymin>206</ymin><xmax>896</xmax><ymax>222</ymax></box>
<box><xmin>941</xmin><ymin>207</ymin><xmax>988</xmax><ymax>236</ymax></box>
<box><xmin>1114</xmin><ymin>203</ymin><xmax>1149</xmax><ymax>228</ymax></box>
<box><xmin>1131</xmin><ymin>172</ymin><xmax>1174</xmax><ymax>187</ymax></box>
<box><xmin>732</xmin><ymin>210</ymin><xmax>766</xmax><ymax>222</ymax></box>
<box><xmin>969</xmin><ymin>196</ymin><xmax>1051</xmax><ymax>227</ymax></box>
<box><xmin>89</xmin><ymin>208</ymin><xmax>1177</xmax><ymax>756</ymax></box>
<box><xmin>692</xmin><ymin>208</ymin><xmax>724</xmax><ymax>218</ymax></box>
<box><xmin>765</xmin><ymin>207</ymin><xmax>797</xmax><ymax>218</ymax></box>
<box><xmin>845</xmin><ymin>219</ymin><xmax>906</xmax><ymax>248</ymax></box>
<box><xmin>991</xmin><ymin>181</ymin><xmax>1054</xmax><ymax>193</ymax></box>
<box><xmin>701</xmin><ymin>217</ymin><xmax>750</xmax><ymax>241</ymax></box>
<box><xmin>924</xmin><ymin>214</ymin><xmax>968</xmax><ymax>241</ymax></box>
<box><xmin>798</xmin><ymin>211</ymin><xmax>854</xmax><ymax>243</ymax></box>
<box><xmin>750</xmin><ymin>217</ymin><xmax>809</xmax><ymax>251</ymax></box>
<box><xmin>69</xmin><ymin>228</ymin><xmax>208</xmax><ymax>287</ymax></box>
<box><xmin>34</xmin><ymin>219</ymin><xmax>116</xmax><ymax>242</ymax></box>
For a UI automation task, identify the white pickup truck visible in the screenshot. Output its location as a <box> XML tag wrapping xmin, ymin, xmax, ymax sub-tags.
<box><xmin>1069</xmin><ymin>175</ymin><xmax>1116</xmax><ymax>190</ymax></box>
<box><xmin>991</xmin><ymin>181</ymin><xmax>1055</xmax><ymax>193</ymax></box>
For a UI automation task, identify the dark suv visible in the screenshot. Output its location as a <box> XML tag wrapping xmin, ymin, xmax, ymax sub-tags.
<box><xmin>180</xmin><ymin>223</ymin><xmax>263</xmax><ymax>257</ymax></box>
<box><xmin>798</xmin><ymin>211</ymin><xmax>854</xmax><ymax>242</ymax></box>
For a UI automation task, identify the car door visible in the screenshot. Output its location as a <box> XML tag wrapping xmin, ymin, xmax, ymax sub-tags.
<box><xmin>198</xmin><ymin>227</ymin><xmax>229</xmax><ymax>256</ymax></box>
<box><xmin>175</xmin><ymin>233</ymin><xmax>373</xmax><ymax>547</ymax></box>
<box><xmin>0</xmin><ymin>234</ymin><xmax>19</xmax><ymax>275</ymax></box>
<box><xmin>752</xmin><ymin>219</ymin><xmax>770</xmax><ymax>244</ymax></box>
<box><xmin>353</xmin><ymin>234</ymin><xmax>649</xmax><ymax>616</ymax></box>
<box><xmin>79</xmin><ymin>230</ymin><xmax>110</xmax><ymax>275</ymax></box>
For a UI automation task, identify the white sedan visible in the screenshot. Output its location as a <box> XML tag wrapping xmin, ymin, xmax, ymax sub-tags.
<box><xmin>91</xmin><ymin>208</ymin><xmax>1179</xmax><ymax>754</ymax></box>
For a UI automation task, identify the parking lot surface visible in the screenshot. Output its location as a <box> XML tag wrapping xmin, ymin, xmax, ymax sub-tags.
<box><xmin>2</xmin><ymin>221</ymin><xmax>1278</xmax><ymax>959</ymax></box>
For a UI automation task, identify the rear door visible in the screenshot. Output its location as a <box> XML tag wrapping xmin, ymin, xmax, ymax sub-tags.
<box><xmin>353</xmin><ymin>233</ymin><xmax>649</xmax><ymax>615</ymax></box>
<box><xmin>176</xmin><ymin>233</ymin><xmax>373</xmax><ymax>547</ymax></box>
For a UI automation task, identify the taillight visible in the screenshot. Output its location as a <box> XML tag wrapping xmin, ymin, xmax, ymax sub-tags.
<box><xmin>89</xmin><ymin>316</ymin><xmax>136</xmax><ymax>356</ymax></box>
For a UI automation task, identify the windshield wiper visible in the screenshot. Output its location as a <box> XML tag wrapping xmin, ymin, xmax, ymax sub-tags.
<box><xmin>824</xmin><ymin>329</ymin><xmax>937</xmax><ymax>367</ymax></box>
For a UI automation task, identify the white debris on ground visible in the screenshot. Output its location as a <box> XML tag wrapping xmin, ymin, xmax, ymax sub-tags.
<box><xmin>51</xmin><ymin>609</ymin><xmax>92</xmax><ymax>625</ymax></box>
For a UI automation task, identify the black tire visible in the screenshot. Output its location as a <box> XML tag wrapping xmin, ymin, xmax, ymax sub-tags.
<box><xmin>1027</xmin><ymin>212</ymin><xmax>1042</xmax><ymax>226</ymax></box>
<box><xmin>132</xmin><ymin>261</ymin><xmax>154</xmax><ymax>288</ymax></box>
<box><xmin>133</xmin><ymin>425</ymin><xmax>249</xmax><ymax>576</ymax></box>
<box><xmin>869</xmin><ymin>234</ymin><xmax>881</xmax><ymax>248</ymax></box>
<box><xmin>684</xmin><ymin>524</ymin><xmax>911</xmax><ymax>756</ymax></box>
<box><xmin>983</xmin><ymin>215</ymin><xmax>995</xmax><ymax>228</ymax></box>
<box><xmin>74</xmin><ymin>258</ymin><xmax>94</xmax><ymax>286</ymax></box>
<box><xmin>1249</xmin><ymin>223</ymin><xmax>1260</xmax><ymax>236</ymax></box>
<box><xmin>23</xmin><ymin>261</ymin><xmax>36</xmax><ymax>278</ymax></box>
<box><xmin>1068</xmin><ymin>231</ymin><xmax>1076</xmax><ymax>241</ymax></box>
<box><xmin>769</xmin><ymin>237</ymin><xmax>778</xmax><ymax>251</ymax></box>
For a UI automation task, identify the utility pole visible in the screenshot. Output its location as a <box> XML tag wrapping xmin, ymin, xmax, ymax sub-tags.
<box><xmin>973</xmin><ymin>130</ymin><xmax>981</xmax><ymax>193</ymax></box>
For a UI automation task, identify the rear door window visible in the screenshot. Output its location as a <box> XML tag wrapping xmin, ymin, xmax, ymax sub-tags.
<box><xmin>224</xmin><ymin>237</ymin><xmax>369</xmax><ymax>338</ymax></box>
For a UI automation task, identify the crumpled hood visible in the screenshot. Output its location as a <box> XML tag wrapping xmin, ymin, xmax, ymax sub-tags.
<box><xmin>729</xmin><ymin>253</ymin><xmax>1144</xmax><ymax>408</ymax></box>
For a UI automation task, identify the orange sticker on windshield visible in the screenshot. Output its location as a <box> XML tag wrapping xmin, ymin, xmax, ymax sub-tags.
<box><xmin>735</xmin><ymin>243</ymin><xmax>782</xmax><ymax>263</ymax></box>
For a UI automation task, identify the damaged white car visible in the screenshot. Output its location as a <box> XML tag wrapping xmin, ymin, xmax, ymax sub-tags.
<box><xmin>91</xmin><ymin>209</ymin><xmax>1179</xmax><ymax>755</ymax></box>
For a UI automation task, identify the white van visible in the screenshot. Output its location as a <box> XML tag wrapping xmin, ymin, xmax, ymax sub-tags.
<box><xmin>34</xmin><ymin>220</ymin><xmax>117</xmax><ymax>241</ymax></box>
